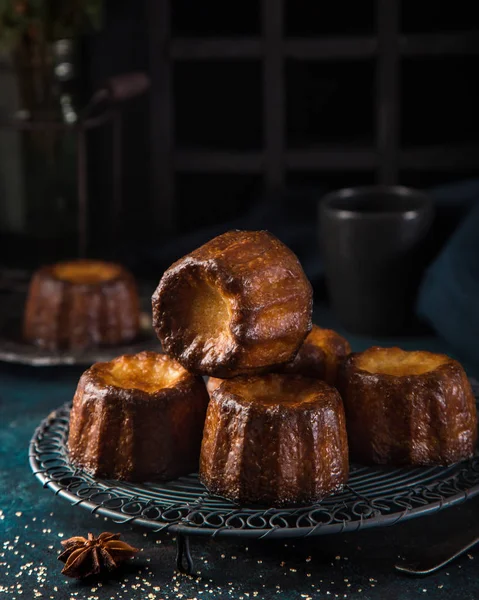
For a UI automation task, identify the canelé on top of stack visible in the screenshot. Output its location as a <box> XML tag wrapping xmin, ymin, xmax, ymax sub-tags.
<box><xmin>152</xmin><ymin>230</ymin><xmax>313</xmax><ymax>378</ymax></box>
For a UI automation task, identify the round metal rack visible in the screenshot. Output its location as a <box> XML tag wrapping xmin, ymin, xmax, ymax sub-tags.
<box><xmin>30</xmin><ymin>393</ymin><xmax>479</xmax><ymax>573</ymax></box>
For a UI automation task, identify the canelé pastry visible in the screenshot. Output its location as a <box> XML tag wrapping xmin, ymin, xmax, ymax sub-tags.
<box><xmin>206</xmin><ymin>376</ymin><xmax>222</xmax><ymax>396</ymax></box>
<box><xmin>206</xmin><ymin>325</ymin><xmax>351</xmax><ymax>395</ymax></box>
<box><xmin>152</xmin><ymin>230</ymin><xmax>313</xmax><ymax>378</ymax></box>
<box><xmin>200</xmin><ymin>374</ymin><xmax>349</xmax><ymax>506</ymax></box>
<box><xmin>23</xmin><ymin>260</ymin><xmax>140</xmax><ymax>351</ymax></box>
<box><xmin>278</xmin><ymin>325</ymin><xmax>350</xmax><ymax>385</ymax></box>
<box><xmin>339</xmin><ymin>346</ymin><xmax>478</xmax><ymax>466</ymax></box>
<box><xmin>68</xmin><ymin>351</ymin><xmax>210</xmax><ymax>481</ymax></box>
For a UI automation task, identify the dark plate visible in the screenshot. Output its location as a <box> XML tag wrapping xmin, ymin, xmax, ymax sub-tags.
<box><xmin>0</xmin><ymin>314</ymin><xmax>159</xmax><ymax>366</ymax></box>
<box><xmin>29</xmin><ymin>384</ymin><xmax>479</xmax><ymax>539</ymax></box>
<box><xmin>0</xmin><ymin>294</ymin><xmax>159</xmax><ymax>366</ymax></box>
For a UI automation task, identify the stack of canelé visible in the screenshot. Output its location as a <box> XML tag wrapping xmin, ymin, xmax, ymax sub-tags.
<box><xmin>68</xmin><ymin>231</ymin><xmax>477</xmax><ymax>506</ymax></box>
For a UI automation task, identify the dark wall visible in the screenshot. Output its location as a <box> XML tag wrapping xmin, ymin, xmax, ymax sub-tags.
<box><xmin>86</xmin><ymin>0</ymin><xmax>149</xmax><ymax>251</ymax></box>
<box><xmin>86</xmin><ymin>0</ymin><xmax>479</xmax><ymax>247</ymax></box>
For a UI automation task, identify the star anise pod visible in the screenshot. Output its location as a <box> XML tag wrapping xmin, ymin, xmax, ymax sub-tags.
<box><xmin>58</xmin><ymin>532</ymin><xmax>138</xmax><ymax>579</ymax></box>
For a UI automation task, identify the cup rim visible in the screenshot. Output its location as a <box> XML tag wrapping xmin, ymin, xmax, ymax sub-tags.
<box><xmin>319</xmin><ymin>185</ymin><xmax>433</xmax><ymax>219</ymax></box>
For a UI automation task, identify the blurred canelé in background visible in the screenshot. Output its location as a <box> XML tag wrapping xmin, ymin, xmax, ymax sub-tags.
<box><xmin>23</xmin><ymin>260</ymin><xmax>140</xmax><ymax>351</ymax></box>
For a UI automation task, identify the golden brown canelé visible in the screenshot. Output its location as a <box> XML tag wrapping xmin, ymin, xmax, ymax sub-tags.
<box><xmin>23</xmin><ymin>260</ymin><xmax>140</xmax><ymax>351</ymax></box>
<box><xmin>152</xmin><ymin>230</ymin><xmax>313</xmax><ymax>378</ymax></box>
<box><xmin>206</xmin><ymin>325</ymin><xmax>351</xmax><ymax>395</ymax></box>
<box><xmin>278</xmin><ymin>325</ymin><xmax>351</xmax><ymax>386</ymax></box>
<box><xmin>206</xmin><ymin>376</ymin><xmax>222</xmax><ymax>396</ymax></box>
<box><xmin>200</xmin><ymin>374</ymin><xmax>349</xmax><ymax>506</ymax></box>
<box><xmin>339</xmin><ymin>346</ymin><xmax>478</xmax><ymax>466</ymax></box>
<box><xmin>68</xmin><ymin>351</ymin><xmax>210</xmax><ymax>481</ymax></box>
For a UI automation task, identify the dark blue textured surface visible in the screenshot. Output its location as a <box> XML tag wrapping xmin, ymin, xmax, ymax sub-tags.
<box><xmin>1</xmin><ymin>306</ymin><xmax>479</xmax><ymax>599</ymax></box>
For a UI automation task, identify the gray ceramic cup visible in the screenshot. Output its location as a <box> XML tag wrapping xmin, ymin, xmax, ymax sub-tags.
<box><xmin>319</xmin><ymin>185</ymin><xmax>434</xmax><ymax>335</ymax></box>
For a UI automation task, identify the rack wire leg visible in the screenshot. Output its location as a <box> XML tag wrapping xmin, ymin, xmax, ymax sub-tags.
<box><xmin>176</xmin><ymin>534</ymin><xmax>194</xmax><ymax>574</ymax></box>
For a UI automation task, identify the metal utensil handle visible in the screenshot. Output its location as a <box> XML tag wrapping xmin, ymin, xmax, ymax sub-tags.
<box><xmin>396</xmin><ymin>533</ymin><xmax>479</xmax><ymax>575</ymax></box>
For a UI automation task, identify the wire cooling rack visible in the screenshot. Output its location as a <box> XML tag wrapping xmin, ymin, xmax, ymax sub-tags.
<box><xmin>30</xmin><ymin>394</ymin><xmax>479</xmax><ymax>572</ymax></box>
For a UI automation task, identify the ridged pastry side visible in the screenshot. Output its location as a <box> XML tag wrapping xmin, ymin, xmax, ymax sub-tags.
<box><xmin>68</xmin><ymin>351</ymin><xmax>210</xmax><ymax>481</ymax></box>
<box><xmin>200</xmin><ymin>374</ymin><xmax>349</xmax><ymax>506</ymax></box>
<box><xmin>339</xmin><ymin>346</ymin><xmax>477</xmax><ymax>465</ymax></box>
<box><xmin>152</xmin><ymin>230</ymin><xmax>313</xmax><ymax>378</ymax></box>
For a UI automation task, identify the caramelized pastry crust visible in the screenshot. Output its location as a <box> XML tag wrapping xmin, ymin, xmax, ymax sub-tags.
<box><xmin>200</xmin><ymin>373</ymin><xmax>349</xmax><ymax>506</ymax></box>
<box><xmin>23</xmin><ymin>260</ymin><xmax>140</xmax><ymax>351</ymax></box>
<box><xmin>339</xmin><ymin>346</ymin><xmax>478</xmax><ymax>466</ymax></box>
<box><xmin>206</xmin><ymin>376</ymin><xmax>222</xmax><ymax>396</ymax></box>
<box><xmin>68</xmin><ymin>351</ymin><xmax>210</xmax><ymax>481</ymax></box>
<box><xmin>206</xmin><ymin>325</ymin><xmax>351</xmax><ymax>395</ymax></box>
<box><xmin>152</xmin><ymin>230</ymin><xmax>313</xmax><ymax>378</ymax></box>
<box><xmin>279</xmin><ymin>325</ymin><xmax>351</xmax><ymax>385</ymax></box>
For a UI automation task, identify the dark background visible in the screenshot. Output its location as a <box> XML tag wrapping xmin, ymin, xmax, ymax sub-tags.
<box><xmin>92</xmin><ymin>0</ymin><xmax>479</xmax><ymax>268</ymax></box>
<box><xmin>1</xmin><ymin>0</ymin><xmax>479</xmax><ymax>280</ymax></box>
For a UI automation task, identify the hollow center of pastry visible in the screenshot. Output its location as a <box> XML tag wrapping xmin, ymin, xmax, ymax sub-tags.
<box><xmin>53</xmin><ymin>261</ymin><xmax>120</xmax><ymax>284</ymax></box>
<box><xmin>232</xmin><ymin>375</ymin><xmax>322</xmax><ymax>406</ymax></box>
<box><xmin>102</xmin><ymin>354</ymin><xmax>185</xmax><ymax>393</ymax></box>
<box><xmin>186</xmin><ymin>279</ymin><xmax>230</xmax><ymax>335</ymax></box>
<box><xmin>358</xmin><ymin>349</ymin><xmax>449</xmax><ymax>376</ymax></box>
<box><xmin>170</xmin><ymin>277</ymin><xmax>233</xmax><ymax>361</ymax></box>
